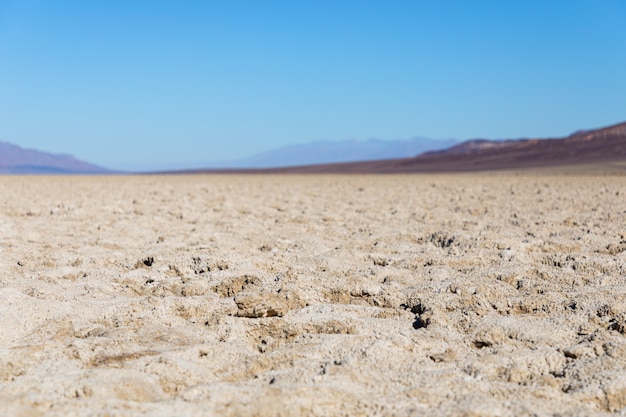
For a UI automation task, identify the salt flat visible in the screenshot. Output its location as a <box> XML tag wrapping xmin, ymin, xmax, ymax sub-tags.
<box><xmin>1</xmin><ymin>174</ymin><xmax>625</xmax><ymax>416</ymax></box>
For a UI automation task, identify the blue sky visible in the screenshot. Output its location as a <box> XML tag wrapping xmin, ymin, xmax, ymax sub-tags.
<box><xmin>1</xmin><ymin>1</ymin><xmax>625</xmax><ymax>171</ymax></box>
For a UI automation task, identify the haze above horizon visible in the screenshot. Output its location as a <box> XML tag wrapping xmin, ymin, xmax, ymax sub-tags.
<box><xmin>1</xmin><ymin>1</ymin><xmax>625</xmax><ymax>171</ymax></box>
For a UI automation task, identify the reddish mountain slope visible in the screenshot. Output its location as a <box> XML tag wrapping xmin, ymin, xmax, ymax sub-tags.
<box><xmin>259</xmin><ymin>121</ymin><xmax>626</xmax><ymax>173</ymax></box>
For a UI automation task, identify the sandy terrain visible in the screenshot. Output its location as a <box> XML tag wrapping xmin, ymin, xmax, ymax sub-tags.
<box><xmin>1</xmin><ymin>174</ymin><xmax>625</xmax><ymax>416</ymax></box>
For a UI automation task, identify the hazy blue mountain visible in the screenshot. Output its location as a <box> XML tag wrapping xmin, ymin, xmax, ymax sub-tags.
<box><xmin>256</xmin><ymin>120</ymin><xmax>626</xmax><ymax>174</ymax></box>
<box><xmin>214</xmin><ymin>137</ymin><xmax>459</xmax><ymax>168</ymax></box>
<box><xmin>0</xmin><ymin>141</ymin><xmax>109</xmax><ymax>174</ymax></box>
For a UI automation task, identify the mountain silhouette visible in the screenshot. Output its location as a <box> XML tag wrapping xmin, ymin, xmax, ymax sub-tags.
<box><xmin>0</xmin><ymin>142</ymin><xmax>109</xmax><ymax>174</ymax></box>
<box><xmin>210</xmin><ymin>137</ymin><xmax>458</xmax><ymax>168</ymax></box>
<box><xmin>250</xmin><ymin>121</ymin><xmax>626</xmax><ymax>173</ymax></box>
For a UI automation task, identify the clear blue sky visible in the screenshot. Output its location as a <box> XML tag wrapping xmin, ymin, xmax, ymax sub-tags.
<box><xmin>1</xmin><ymin>1</ymin><xmax>625</xmax><ymax>171</ymax></box>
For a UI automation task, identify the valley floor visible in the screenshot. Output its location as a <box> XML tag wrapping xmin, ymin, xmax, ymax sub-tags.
<box><xmin>1</xmin><ymin>174</ymin><xmax>625</xmax><ymax>416</ymax></box>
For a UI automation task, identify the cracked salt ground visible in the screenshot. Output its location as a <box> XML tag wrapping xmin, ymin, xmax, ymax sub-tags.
<box><xmin>0</xmin><ymin>174</ymin><xmax>625</xmax><ymax>416</ymax></box>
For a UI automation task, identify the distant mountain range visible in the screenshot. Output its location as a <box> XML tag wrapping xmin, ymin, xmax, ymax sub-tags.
<box><xmin>176</xmin><ymin>120</ymin><xmax>626</xmax><ymax>174</ymax></box>
<box><xmin>3</xmin><ymin>120</ymin><xmax>626</xmax><ymax>174</ymax></box>
<box><xmin>251</xmin><ymin>121</ymin><xmax>626</xmax><ymax>173</ymax></box>
<box><xmin>0</xmin><ymin>142</ymin><xmax>108</xmax><ymax>174</ymax></box>
<box><xmin>211</xmin><ymin>137</ymin><xmax>459</xmax><ymax>168</ymax></box>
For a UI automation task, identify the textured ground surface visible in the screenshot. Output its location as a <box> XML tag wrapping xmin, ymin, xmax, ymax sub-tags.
<box><xmin>1</xmin><ymin>174</ymin><xmax>625</xmax><ymax>416</ymax></box>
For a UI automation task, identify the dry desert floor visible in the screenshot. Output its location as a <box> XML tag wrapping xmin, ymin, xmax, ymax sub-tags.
<box><xmin>1</xmin><ymin>174</ymin><xmax>626</xmax><ymax>416</ymax></box>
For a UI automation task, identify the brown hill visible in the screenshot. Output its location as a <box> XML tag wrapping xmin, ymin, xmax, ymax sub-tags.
<box><xmin>155</xmin><ymin>120</ymin><xmax>626</xmax><ymax>175</ymax></box>
<box><xmin>259</xmin><ymin>120</ymin><xmax>626</xmax><ymax>174</ymax></box>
